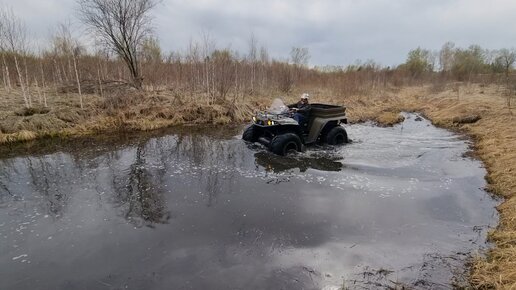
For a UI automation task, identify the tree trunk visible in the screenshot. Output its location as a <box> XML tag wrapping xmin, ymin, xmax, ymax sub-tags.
<box><xmin>2</xmin><ymin>55</ymin><xmax>11</xmax><ymax>92</ymax></box>
<box><xmin>211</xmin><ymin>62</ymin><xmax>215</xmax><ymax>104</ymax></box>
<box><xmin>234</xmin><ymin>61</ymin><xmax>238</xmax><ymax>103</ymax></box>
<box><xmin>251</xmin><ymin>62</ymin><xmax>255</xmax><ymax>93</ymax></box>
<box><xmin>35</xmin><ymin>78</ymin><xmax>42</xmax><ymax>105</ymax></box>
<box><xmin>67</xmin><ymin>57</ymin><xmax>73</xmax><ymax>82</ymax></box>
<box><xmin>39</xmin><ymin>62</ymin><xmax>47</xmax><ymax>107</ymax></box>
<box><xmin>72</xmin><ymin>54</ymin><xmax>83</xmax><ymax>109</ymax></box>
<box><xmin>2</xmin><ymin>64</ymin><xmax>6</xmax><ymax>90</ymax></box>
<box><xmin>53</xmin><ymin>59</ymin><xmax>63</xmax><ymax>84</ymax></box>
<box><xmin>133</xmin><ymin>76</ymin><xmax>143</xmax><ymax>90</ymax></box>
<box><xmin>14</xmin><ymin>55</ymin><xmax>29</xmax><ymax>108</ymax></box>
<box><xmin>205</xmin><ymin>60</ymin><xmax>209</xmax><ymax>103</ymax></box>
<box><xmin>23</xmin><ymin>58</ymin><xmax>32</xmax><ymax>107</ymax></box>
<box><xmin>97</xmin><ymin>65</ymin><xmax>104</xmax><ymax>98</ymax></box>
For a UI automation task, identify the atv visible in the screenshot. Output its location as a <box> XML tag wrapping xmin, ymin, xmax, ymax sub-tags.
<box><xmin>242</xmin><ymin>98</ymin><xmax>349</xmax><ymax>155</ymax></box>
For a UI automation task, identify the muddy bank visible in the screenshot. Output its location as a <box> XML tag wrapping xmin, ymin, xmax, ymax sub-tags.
<box><xmin>0</xmin><ymin>87</ymin><xmax>257</xmax><ymax>145</ymax></box>
<box><xmin>0</xmin><ymin>114</ymin><xmax>497</xmax><ymax>289</ymax></box>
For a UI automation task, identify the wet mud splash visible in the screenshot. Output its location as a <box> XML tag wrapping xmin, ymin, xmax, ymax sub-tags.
<box><xmin>0</xmin><ymin>114</ymin><xmax>498</xmax><ymax>289</ymax></box>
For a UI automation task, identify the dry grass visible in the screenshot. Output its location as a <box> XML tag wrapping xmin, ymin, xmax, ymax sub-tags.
<box><xmin>375</xmin><ymin>111</ymin><xmax>406</xmax><ymax>126</ymax></box>
<box><xmin>0</xmin><ymin>83</ymin><xmax>515</xmax><ymax>288</ymax></box>
<box><xmin>0</xmin><ymin>84</ymin><xmax>409</xmax><ymax>145</ymax></box>
<box><xmin>0</xmin><ymin>130</ymin><xmax>37</xmax><ymax>143</ymax></box>
<box><xmin>0</xmin><ymin>86</ymin><xmax>255</xmax><ymax>144</ymax></box>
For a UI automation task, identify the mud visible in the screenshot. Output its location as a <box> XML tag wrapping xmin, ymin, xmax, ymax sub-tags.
<box><xmin>0</xmin><ymin>114</ymin><xmax>498</xmax><ymax>289</ymax></box>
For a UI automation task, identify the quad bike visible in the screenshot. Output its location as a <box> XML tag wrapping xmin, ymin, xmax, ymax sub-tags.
<box><xmin>242</xmin><ymin>99</ymin><xmax>349</xmax><ymax>156</ymax></box>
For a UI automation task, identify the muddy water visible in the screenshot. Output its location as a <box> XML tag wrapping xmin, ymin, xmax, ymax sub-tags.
<box><xmin>0</xmin><ymin>114</ymin><xmax>497</xmax><ymax>289</ymax></box>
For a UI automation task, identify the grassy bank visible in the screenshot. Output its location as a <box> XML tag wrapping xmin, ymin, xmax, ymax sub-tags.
<box><xmin>0</xmin><ymin>84</ymin><xmax>514</xmax><ymax>288</ymax></box>
<box><xmin>0</xmin><ymin>87</ymin><xmax>254</xmax><ymax>144</ymax></box>
<box><xmin>0</xmin><ymin>84</ymin><xmax>408</xmax><ymax>144</ymax></box>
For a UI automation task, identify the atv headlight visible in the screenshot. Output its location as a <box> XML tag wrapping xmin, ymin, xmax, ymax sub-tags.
<box><xmin>252</xmin><ymin>116</ymin><xmax>257</xmax><ymax>123</ymax></box>
<box><xmin>271</xmin><ymin>121</ymin><xmax>276</xmax><ymax>125</ymax></box>
<box><xmin>267</xmin><ymin>120</ymin><xmax>272</xmax><ymax>126</ymax></box>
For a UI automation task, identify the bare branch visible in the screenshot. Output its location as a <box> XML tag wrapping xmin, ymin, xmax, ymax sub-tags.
<box><xmin>77</xmin><ymin>0</ymin><xmax>158</xmax><ymax>89</ymax></box>
<box><xmin>0</xmin><ymin>7</ymin><xmax>28</xmax><ymax>54</ymax></box>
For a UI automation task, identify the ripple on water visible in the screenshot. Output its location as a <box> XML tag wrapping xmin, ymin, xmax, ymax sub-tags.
<box><xmin>0</xmin><ymin>114</ymin><xmax>498</xmax><ymax>290</ymax></box>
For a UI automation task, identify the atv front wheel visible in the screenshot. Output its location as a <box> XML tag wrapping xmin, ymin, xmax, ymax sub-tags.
<box><xmin>242</xmin><ymin>125</ymin><xmax>258</xmax><ymax>142</ymax></box>
<box><xmin>326</xmin><ymin>126</ymin><xmax>348</xmax><ymax>145</ymax></box>
<box><xmin>270</xmin><ymin>133</ymin><xmax>302</xmax><ymax>156</ymax></box>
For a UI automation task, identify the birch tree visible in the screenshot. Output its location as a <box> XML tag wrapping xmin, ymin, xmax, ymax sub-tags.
<box><xmin>52</xmin><ymin>24</ymin><xmax>84</xmax><ymax>108</ymax></box>
<box><xmin>0</xmin><ymin>7</ymin><xmax>30</xmax><ymax>108</ymax></box>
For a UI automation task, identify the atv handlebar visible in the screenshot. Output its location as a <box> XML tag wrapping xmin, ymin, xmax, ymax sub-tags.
<box><xmin>257</xmin><ymin>111</ymin><xmax>293</xmax><ymax>119</ymax></box>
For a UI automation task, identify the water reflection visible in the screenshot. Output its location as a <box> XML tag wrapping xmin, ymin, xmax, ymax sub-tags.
<box><xmin>254</xmin><ymin>151</ymin><xmax>344</xmax><ymax>173</ymax></box>
<box><xmin>0</xmin><ymin>128</ymin><xmax>248</xmax><ymax>227</ymax></box>
<box><xmin>111</xmin><ymin>143</ymin><xmax>170</xmax><ymax>227</ymax></box>
<box><xmin>0</xmin><ymin>119</ymin><xmax>498</xmax><ymax>290</ymax></box>
<box><xmin>26</xmin><ymin>155</ymin><xmax>76</xmax><ymax>218</ymax></box>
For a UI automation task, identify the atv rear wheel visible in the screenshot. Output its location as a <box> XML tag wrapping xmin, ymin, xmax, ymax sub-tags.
<box><xmin>326</xmin><ymin>126</ymin><xmax>348</xmax><ymax>145</ymax></box>
<box><xmin>270</xmin><ymin>133</ymin><xmax>302</xmax><ymax>156</ymax></box>
<box><xmin>242</xmin><ymin>125</ymin><xmax>258</xmax><ymax>142</ymax></box>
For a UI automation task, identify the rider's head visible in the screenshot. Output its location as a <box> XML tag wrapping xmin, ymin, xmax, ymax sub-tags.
<box><xmin>300</xmin><ymin>93</ymin><xmax>310</xmax><ymax>104</ymax></box>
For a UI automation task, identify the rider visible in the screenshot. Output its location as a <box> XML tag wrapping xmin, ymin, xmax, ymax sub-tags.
<box><xmin>289</xmin><ymin>93</ymin><xmax>312</xmax><ymax>126</ymax></box>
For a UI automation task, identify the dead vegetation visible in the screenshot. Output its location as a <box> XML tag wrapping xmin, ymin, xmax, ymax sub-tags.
<box><xmin>0</xmin><ymin>4</ymin><xmax>514</xmax><ymax>287</ymax></box>
<box><xmin>0</xmin><ymin>84</ymin><xmax>256</xmax><ymax>142</ymax></box>
<box><xmin>0</xmin><ymin>77</ymin><xmax>515</xmax><ymax>289</ymax></box>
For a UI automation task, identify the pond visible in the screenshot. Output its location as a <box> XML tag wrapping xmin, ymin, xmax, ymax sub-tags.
<box><xmin>0</xmin><ymin>114</ymin><xmax>498</xmax><ymax>289</ymax></box>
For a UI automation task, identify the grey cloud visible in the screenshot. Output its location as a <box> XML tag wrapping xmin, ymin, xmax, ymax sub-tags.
<box><xmin>2</xmin><ymin>0</ymin><xmax>516</xmax><ymax>66</ymax></box>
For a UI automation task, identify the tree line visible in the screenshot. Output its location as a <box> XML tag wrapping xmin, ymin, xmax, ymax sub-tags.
<box><xmin>0</xmin><ymin>0</ymin><xmax>514</xmax><ymax>111</ymax></box>
<box><xmin>400</xmin><ymin>43</ymin><xmax>516</xmax><ymax>81</ymax></box>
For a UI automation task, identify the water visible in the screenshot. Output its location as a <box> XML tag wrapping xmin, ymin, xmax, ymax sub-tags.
<box><xmin>0</xmin><ymin>114</ymin><xmax>498</xmax><ymax>289</ymax></box>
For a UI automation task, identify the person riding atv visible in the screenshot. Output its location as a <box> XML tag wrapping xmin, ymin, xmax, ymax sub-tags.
<box><xmin>243</xmin><ymin>96</ymin><xmax>349</xmax><ymax>156</ymax></box>
<box><xmin>288</xmin><ymin>93</ymin><xmax>312</xmax><ymax>128</ymax></box>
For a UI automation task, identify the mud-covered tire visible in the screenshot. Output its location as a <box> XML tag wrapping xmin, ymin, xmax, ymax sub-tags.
<box><xmin>270</xmin><ymin>133</ymin><xmax>302</xmax><ymax>156</ymax></box>
<box><xmin>242</xmin><ymin>125</ymin><xmax>258</xmax><ymax>142</ymax></box>
<box><xmin>326</xmin><ymin>126</ymin><xmax>348</xmax><ymax>145</ymax></box>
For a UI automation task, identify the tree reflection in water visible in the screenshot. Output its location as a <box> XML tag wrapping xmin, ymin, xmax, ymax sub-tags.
<box><xmin>254</xmin><ymin>151</ymin><xmax>344</xmax><ymax>173</ymax></box>
<box><xmin>25</xmin><ymin>154</ymin><xmax>79</xmax><ymax>218</ymax></box>
<box><xmin>111</xmin><ymin>142</ymin><xmax>170</xmax><ymax>228</ymax></box>
<box><xmin>0</xmin><ymin>126</ymin><xmax>244</xmax><ymax>227</ymax></box>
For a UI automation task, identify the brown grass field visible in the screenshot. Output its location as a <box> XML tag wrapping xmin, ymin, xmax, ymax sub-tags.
<box><xmin>0</xmin><ymin>83</ymin><xmax>515</xmax><ymax>288</ymax></box>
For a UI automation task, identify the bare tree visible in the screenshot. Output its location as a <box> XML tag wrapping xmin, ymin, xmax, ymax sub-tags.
<box><xmin>0</xmin><ymin>16</ymin><xmax>5</xmax><ymax>91</ymax></box>
<box><xmin>52</xmin><ymin>23</ymin><xmax>84</xmax><ymax>108</ymax></box>
<box><xmin>212</xmin><ymin>49</ymin><xmax>234</xmax><ymax>101</ymax></box>
<box><xmin>186</xmin><ymin>39</ymin><xmax>201</xmax><ymax>96</ymax></box>
<box><xmin>495</xmin><ymin>49</ymin><xmax>516</xmax><ymax>80</ymax></box>
<box><xmin>259</xmin><ymin>46</ymin><xmax>269</xmax><ymax>87</ymax></box>
<box><xmin>77</xmin><ymin>0</ymin><xmax>158</xmax><ymax>89</ymax></box>
<box><xmin>0</xmin><ymin>7</ymin><xmax>30</xmax><ymax>108</ymax></box>
<box><xmin>290</xmin><ymin>47</ymin><xmax>310</xmax><ymax>67</ymax></box>
<box><xmin>439</xmin><ymin>42</ymin><xmax>455</xmax><ymax>73</ymax></box>
<box><xmin>39</xmin><ymin>60</ymin><xmax>48</xmax><ymax>107</ymax></box>
<box><xmin>277</xmin><ymin>62</ymin><xmax>294</xmax><ymax>93</ymax></box>
<box><xmin>494</xmin><ymin>48</ymin><xmax>516</xmax><ymax>107</ymax></box>
<box><xmin>201</xmin><ymin>32</ymin><xmax>215</xmax><ymax>102</ymax></box>
<box><xmin>247</xmin><ymin>33</ymin><xmax>258</xmax><ymax>92</ymax></box>
<box><xmin>290</xmin><ymin>47</ymin><xmax>310</xmax><ymax>86</ymax></box>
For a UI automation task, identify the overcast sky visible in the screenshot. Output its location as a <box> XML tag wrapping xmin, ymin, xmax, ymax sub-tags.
<box><xmin>1</xmin><ymin>0</ymin><xmax>516</xmax><ymax>67</ymax></box>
